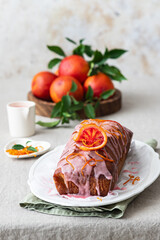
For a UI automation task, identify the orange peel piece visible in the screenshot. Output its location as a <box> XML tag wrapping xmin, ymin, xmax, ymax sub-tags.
<box><xmin>66</xmin><ymin>153</ymin><xmax>86</xmax><ymax>170</ymax></box>
<box><xmin>95</xmin><ymin>150</ymin><xmax>114</xmax><ymax>162</ymax></box>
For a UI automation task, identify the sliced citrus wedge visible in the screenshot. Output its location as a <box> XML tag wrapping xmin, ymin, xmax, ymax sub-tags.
<box><xmin>73</xmin><ymin>124</ymin><xmax>107</xmax><ymax>150</ymax></box>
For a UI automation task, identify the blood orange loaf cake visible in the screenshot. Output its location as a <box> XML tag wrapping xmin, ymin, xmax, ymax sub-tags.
<box><xmin>53</xmin><ymin>119</ymin><xmax>133</xmax><ymax>197</ymax></box>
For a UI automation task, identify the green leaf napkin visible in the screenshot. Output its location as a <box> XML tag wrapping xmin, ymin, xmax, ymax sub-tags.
<box><xmin>19</xmin><ymin>139</ymin><xmax>158</xmax><ymax>218</ymax></box>
<box><xmin>20</xmin><ymin>193</ymin><xmax>136</xmax><ymax>218</ymax></box>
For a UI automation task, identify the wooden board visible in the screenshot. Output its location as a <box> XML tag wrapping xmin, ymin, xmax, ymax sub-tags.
<box><xmin>27</xmin><ymin>89</ymin><xmax>122</xmax><ymax>119</ymax></box>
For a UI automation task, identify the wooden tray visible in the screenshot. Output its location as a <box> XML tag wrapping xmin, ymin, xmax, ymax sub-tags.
<box><xmin>27</xmin><ymin>89</ymin><xmax>121</xmax><ymax>119</ymax></box>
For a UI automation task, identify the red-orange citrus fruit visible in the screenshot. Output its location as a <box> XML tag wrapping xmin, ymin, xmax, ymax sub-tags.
<box><xmin>73</xmin><ymin>124</ymin><xmax>107</xmax><ymax>150</ymax></box>
<box><xmin>84</xmin><ymin>72</ymin><xmax>114</xmax><ymax>98</ymax></box>
<box><xmin>50</xmin><ymin>76</ymin><xmax>84</xmax><ymax>103</ymax></box>
<box><xmin>31</xmin><ymin>71</ymin><xmax>57</xmax><ymax>101</ymax></box>
<box><xmin>54</xmin><ymin>69</ymin><xmax>59</xmax><ymax>76</ymax></box>
<box><xmin>58</xmin><ymin>55</ymin><xmax>89</xmax><ymax>83</ymax></box>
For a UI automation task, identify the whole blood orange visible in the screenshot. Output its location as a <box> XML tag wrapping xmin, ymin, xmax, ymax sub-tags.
<box><xmin>31</xmin><ymin>71</ymin><xmax>57</xmax><ymax>101</ymax></box>
<box><xmin>84</xmin><ymin>72</ymin><xmax>114</xmax><ymax>98</ymax></box>
<box><xmin>50</xmin><ymin>76</ymin><xmax>84</xmax><ymax>103</ymax></box>
<box><xmin>54</xmin><ymin>69</ymin><xmax>59</xmax><ymax>76</ymax></box>
<box><xmin>73</xmin><ymin>124</ymin><xmax>107</xmax><ymax>150</ymax></box>
<box><xmin>58</xmin><ymin>55</ymin><xmax>89</xmax><ymax>84</ymax></box>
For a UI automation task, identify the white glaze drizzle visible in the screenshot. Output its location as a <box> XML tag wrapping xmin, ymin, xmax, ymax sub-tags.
<box><xmin>57</xmin><ymin>119</ymin><xmax>132</xmax><ymax>196</ymax></box>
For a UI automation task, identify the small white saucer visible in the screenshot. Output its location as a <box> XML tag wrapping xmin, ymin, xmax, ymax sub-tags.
<box><xmin>4</xmin><ymin>138</ymin><xmax>51</xmax><ymax>159</ymax></box>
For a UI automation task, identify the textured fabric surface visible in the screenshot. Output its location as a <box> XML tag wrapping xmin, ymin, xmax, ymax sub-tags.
<box><xmin>20</xmin><ymin>193</ymin><xmax>136</xmax><ymax>218</ymax></box>
<box><xmin>1</xmin><ymin>123</ymin><xmax>160</xmax><ymax>240</ymax></box>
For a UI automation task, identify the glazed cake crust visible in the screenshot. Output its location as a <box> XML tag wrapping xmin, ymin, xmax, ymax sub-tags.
<box><xmin>53</xmin><ymin>119</ymin><xmax>133</xmax><ymax>197</ymax></box>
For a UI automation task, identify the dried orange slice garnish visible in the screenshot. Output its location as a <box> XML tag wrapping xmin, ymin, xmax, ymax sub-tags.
<box><xmin>73</xmin><ymin>124</ymin><xmax>107</xmax><ymax>150</ymax></box>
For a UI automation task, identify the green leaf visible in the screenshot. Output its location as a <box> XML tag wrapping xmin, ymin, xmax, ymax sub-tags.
<box><xmin>62</xmin><ymin>112</ymin><xmax>72</xmax><ymax>118</ymax></box>
<box><xmin>100</xmin><ymin>64</ymin><xmax>127</xmax><ymax>82</ymax></box>
<box><xmin>108</xmin><ymin>49</ymin><xmax>127</xmax><ymax>59</ymax></box>
<box><xmin>84</xmin><ymin>45</ymin><xmax>93</xmax><ymax>57</ymax></box>
<box><xmin>104</xmin><ymin>48</ymin><xmax>109</xmax><ymax>57</ymax></box>
<box><xmin>70</xmin><ymin>96</ymin><xmax>79</xmax><ymax>105</ymax></box>
<box><xmin>61</xmin><ymin>95</ymin><xmax>71</xmax><ymax>112</ymax></box>
<box><xmin>65</xmin><ymin>37</ymin><xmax>76</xmax><ymax>45</ymax></box>
<box><xmin>26</xmin><ymin>141</ymin><xmax>31</xmax><ymax>145</ymax></box>
<box><xmin>92</xmin><ymin>50</ymin><xmax>103</xmax><ymax>63</ymax></box>
<box><xmin>85</xmin><ymin>86</ymin><xmax>94</xmax><ymax>101</ymax></box>
<box><xmin>84</xmin><ymin>104</ymin><xmax>95</xmax><ymax>119</ymax></box>
<box><xmin>70</xmin><ymin>102</ymin><xmax>84</xmax><ymax>112</ymax></box>
<box><xmin>111</xmin><ymin>72</ymin><xmax>127</xmax><ymax>81</ymax></box>
<box><xmin>27</xmin><ymin>146</ymin><xmax>38</xmax><ymax>152</ymax></box>
<box><xmin>100</xmin><ymin>89</ymin><xmax>115</xmax><ymax>100</ymax></box>
<box><xmin>96</xmin><ymin>58</ymin><xmax>108</xmax><ymax>66</ymax></box>
<box><xmin>70</xmin><ymin>81</ymin><xmax>77</xmax><ymax>93</ymax></box>
<box><xmin>36</xmin><ymin>120</ymin><xmax>61</xmax><ymax>128</ymax></box>
<box><xmin>48</xmin><ymin>58</ymin><xmax>62</xmax><ymax>69</ymax></box>
<box><xmin>88</xmin><ymin>67</ymin><xmax>98</xmax><ymax>76</ymax></box>
<box><xmin>70</xmin><ymin>112</ymin><xmax>80</xmax><ymax>120</ymax></box>
<box><xmin>99</xmin><ymin>64</ymin><xmax>114</xmax><ymax>76</ymax></box>
<box><xmin>96</xmin><ymin>48</ymin><xmax>109</xmax><ymax>66</ymax></box>
<box><xmin>12</xmin><ymin>144</ymin><xmax>25</xmax><ymax>150</ymax></box>
<box><xmin>47</xmin><ymin>45</ymin><xmax>66</xmax><ymax>57</ymax></box>
<box><xmin>51</xmin><ymin>101</ymin><xmax>62</xmax><ymax>118</ymax></box>
<box><xmin>94</xmin><ymin>99</ymin><xmax>100</xmax><ymax>110</ymax></box>
<box><xmin>61</xmin><ymin>116</ymin><xmax>70</xmax><ymax>124</ymax></box>
<box><xmin>73</xmin><ymin>44</ymin><xmax>85</xmax><ymax>56</ymax></box>
<box><xmin>79</xmin><ymin>39</ymin><xmax>85</xmax><ymax>44</ymax></box>
<box><xmin>107</xmin><ymin>66</ymin><xmax>127</xmax><ymax>81</ymax></box>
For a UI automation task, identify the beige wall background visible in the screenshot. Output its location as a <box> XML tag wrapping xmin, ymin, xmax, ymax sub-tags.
<box><xmin>1</xmin><ymin>0</ymin><xmax>160</xmax><ymax>139</ymax></box>
<box><xmin>1</xmin><ymin>0</ymin><xmax>159</xmax><ymax>81</ymax></box>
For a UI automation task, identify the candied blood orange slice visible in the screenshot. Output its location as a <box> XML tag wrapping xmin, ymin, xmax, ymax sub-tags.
<box><xmin>73</xmin><ymin>124</ymin><xmax>107</xmax><ymax>150</ymax></box>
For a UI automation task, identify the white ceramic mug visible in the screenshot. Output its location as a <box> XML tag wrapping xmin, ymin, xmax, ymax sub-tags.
<box><xmin>7</xmin><ymin>101</ymin><xmax>35</xmax><ymax>137</ymax></box>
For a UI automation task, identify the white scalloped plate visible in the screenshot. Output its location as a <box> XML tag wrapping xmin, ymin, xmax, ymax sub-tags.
<box><xmin>28</xmin><ymin>140</ymin><xmax>160</xmax><ymax>207</ymax></box>
<box><xmin>4</xmin><ymin>138</ymin><xmax>51</xmax><ymax>159</ymax></box>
